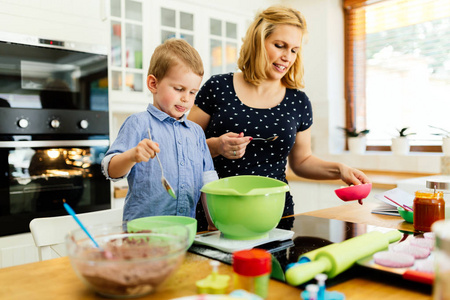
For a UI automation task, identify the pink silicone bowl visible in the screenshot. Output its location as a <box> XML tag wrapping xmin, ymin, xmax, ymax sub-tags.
<box><xmin>334</xmin><ymin>183</ymin><xmax>372</xmax><ymax>201</ymax></box>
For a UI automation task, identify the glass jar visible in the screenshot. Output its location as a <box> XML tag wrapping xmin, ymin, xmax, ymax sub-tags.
<box><xmin>426</xmin><ymin>179</ymin><xmax>450</xmax><ymax>201</ymax></box>
<box><xmin>413</xmin><ymin>190</ymin><xmax>445</xmax><ymax>232</ymax></box>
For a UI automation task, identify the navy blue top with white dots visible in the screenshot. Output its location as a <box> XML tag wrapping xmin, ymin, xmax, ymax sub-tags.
<box><xmin>195</xmin><ymin>73</ymin><xmax>313</xmax><ymax>219</ymax></box>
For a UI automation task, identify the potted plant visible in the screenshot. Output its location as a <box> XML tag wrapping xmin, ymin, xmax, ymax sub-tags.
<box><xmin>430</xmin><ymin>125</ymin><xmax>450</xmax><ymax>156</ymax></box>
<box><xmin>391</xmin><ymin>127</ymin><xmax>415</xmax><ymax>155</ymax></box>
<box><xmin>339</xmin><ymin>127</ymin><xmax>370</xmax><ymax>155</ymax></box>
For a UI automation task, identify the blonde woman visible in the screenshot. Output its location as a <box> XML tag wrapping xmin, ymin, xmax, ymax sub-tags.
<box><xmin>188</xmin><ymin>5</ymin><xmax>370</xmax><ymax>229</ymax></box>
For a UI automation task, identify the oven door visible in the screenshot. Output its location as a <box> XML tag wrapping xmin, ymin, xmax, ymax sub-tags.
<box><xmin>0</xmin><ymin>140</ymin><xmax>111</xmax><ymax>236</ymax></box>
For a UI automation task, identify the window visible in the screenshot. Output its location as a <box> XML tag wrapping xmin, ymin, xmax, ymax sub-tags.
<box><xmin>344</xmin><ymin>0</ymin><xmax>450</xmax><ymax>152</ymax></box>
<box><xmin>209</xmin><ymin>18</ymin><xmax>238</xmax><ymax>75</ymax></box>
<box><xmin>161</xmin><ymin>8</ymin><xmax>194</xmax><ymax>46</ymax></box>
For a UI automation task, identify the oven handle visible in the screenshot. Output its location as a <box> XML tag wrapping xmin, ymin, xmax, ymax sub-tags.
<box><xmin>0</xmin><ymin>140</ymin><xmax>110</xmax><ymax>148</ymax></box>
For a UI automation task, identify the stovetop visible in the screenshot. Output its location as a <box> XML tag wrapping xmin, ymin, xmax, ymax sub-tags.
<box><xmin>188</xmin><ymin>214</ymin><xmax>432</xmax><ymax>292</ymax></box>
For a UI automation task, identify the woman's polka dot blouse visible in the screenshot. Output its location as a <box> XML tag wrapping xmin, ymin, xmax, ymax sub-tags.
<box><xmin>195</xmin><ymin>72</ymin><xmax>313</xmax><ymax>219</ymax></box>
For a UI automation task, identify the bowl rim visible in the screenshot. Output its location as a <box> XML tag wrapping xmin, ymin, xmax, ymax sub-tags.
<box><xmin>335</xmin><ymin>182</ymin><xmax>372</xmax><ymax>191</ymax></box>
<box><xmin>66</xmin><ymin>221</ymin><xmax>190</xmax><ymax>261</ymax></box>
<box><xmin>201</xmin><ymin>175</ymin><xmax>290</xmax><ymax>196</ymax></box>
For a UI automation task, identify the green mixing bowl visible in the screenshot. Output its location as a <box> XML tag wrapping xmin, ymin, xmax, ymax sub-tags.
<box><xmin>397</xmin><ymin>207</ymin><xmax>413</xmax><ymax>223</ymax></box>
<box><xmin>127</xmin><ymin>216</ymin><xmax>197</xmax><ymax>248</ymax></box>
<box><xmin>201</xmin><ymin>175</ymin><xmax>289</xmax><ymax>240</ymax></box>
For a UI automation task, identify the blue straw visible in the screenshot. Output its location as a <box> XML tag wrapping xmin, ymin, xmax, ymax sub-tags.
<box><xmin>63</xmin><ymin>201</ymin><xmax>100</xmax><ymax>248</ymax></box>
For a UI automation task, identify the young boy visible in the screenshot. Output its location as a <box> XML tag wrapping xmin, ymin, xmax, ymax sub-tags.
<box><xmin>102</xmin><ymin>39</ymin><xmax>216</xmax><ymax>222</ymax></box>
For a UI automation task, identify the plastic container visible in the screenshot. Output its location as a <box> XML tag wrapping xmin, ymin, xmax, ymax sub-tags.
<box><xmin>232</xmin><ymin>249</ymin><xmax>271</xmax><ymax>299</ymax></box>
<box><xmin>413</xmin><ymin>190</ymin><xmax>445</xmax><ymax>232</ymax></box>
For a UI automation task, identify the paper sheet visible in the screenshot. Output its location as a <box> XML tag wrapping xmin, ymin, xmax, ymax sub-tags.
<box><xmin>372</xmin><ymin>188</ymin><xmax>414</xmax><ymax>216</ymax></box>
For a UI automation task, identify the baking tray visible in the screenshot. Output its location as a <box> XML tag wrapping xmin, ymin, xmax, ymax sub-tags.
<box><xmin>356</xmin><ymin>231</ymin><xmax>434</xmax><ymax>285</ymax></box>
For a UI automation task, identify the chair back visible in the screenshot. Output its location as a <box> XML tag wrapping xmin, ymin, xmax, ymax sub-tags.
<box><xmin>29</xmin><ymin>207</ymin><xmax>123</xmax><ymax>261</ymax></box>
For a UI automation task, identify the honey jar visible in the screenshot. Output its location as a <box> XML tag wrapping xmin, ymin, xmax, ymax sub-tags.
<box><xmin>413</xmin><ymin>190</ymin><xmax>445</xmax><ymax>232</ymax></box>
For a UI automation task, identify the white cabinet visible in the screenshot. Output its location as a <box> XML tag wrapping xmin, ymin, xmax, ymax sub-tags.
<box><xmin>107</xmin><ymin>0</ymin><xmax>253</xmax><ymax>202</ymax></box>
<box><xmin>107</xmin><ymin>0</ymin><xmax>251</xmax><ymax>114</ymax></box>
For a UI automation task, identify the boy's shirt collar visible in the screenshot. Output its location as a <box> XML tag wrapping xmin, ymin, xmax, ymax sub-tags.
<box><xmin>147</xmin><ymin>104</ymin><xmax>189</xmax><ymax>127</ymax></box>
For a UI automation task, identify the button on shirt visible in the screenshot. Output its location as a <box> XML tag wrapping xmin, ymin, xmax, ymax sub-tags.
<box><xmin>102</xmin><ymin>104</ymin><xmax>215</xmax><ymax>221</ymax></box>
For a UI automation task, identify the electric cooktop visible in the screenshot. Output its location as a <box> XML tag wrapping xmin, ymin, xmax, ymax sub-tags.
<box><xmin>189</xmin><ymin>214</ymin><xmax>432</xmax><ymax>293</ymax></box>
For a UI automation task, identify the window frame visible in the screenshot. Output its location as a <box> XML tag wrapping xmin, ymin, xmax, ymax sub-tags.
<box><xmin>343</xmin><ymin>0</ymin><xmax>445</xmax><ymax>153</ymax></box>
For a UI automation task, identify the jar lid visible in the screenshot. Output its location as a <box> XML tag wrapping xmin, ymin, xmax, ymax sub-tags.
<box><xmin>232</xmin><ymin>249</ymin><xmax>271</xmax><ymax>276</ymax></box>
<box><xmin>426</xmin><ymin>180</ymin><xmax>450</xmax><ymax>191</ymax></box>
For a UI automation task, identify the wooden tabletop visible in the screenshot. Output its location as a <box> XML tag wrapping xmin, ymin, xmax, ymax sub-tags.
<box><xmin>0</xmin><ymin>203</ymin><xmax>432</xmax><ymax>300</ymax></box>
<box><xmin>301</xmin><ymin>201</ymin><xmax>415</xmax><ymax>232</ymax></box>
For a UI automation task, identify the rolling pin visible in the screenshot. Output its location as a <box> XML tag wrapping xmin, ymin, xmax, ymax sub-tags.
<box><xmin>286</xmin><ymin>230</ymin><xmax>402</xmax><ymax>286</ymax></box>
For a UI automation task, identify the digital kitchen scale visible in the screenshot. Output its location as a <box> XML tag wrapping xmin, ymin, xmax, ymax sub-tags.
<box><xmin>193</xmin><ymin>228</ymin><xmax>294</xmax><ymax>253</ymax></box>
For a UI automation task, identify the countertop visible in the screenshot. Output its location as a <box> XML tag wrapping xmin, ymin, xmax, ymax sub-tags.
<box><xmin>114</xmin><ymin>170</ymin><xmax>439</xmax><ymax>198</ymax></box>
<box><xmin>286</xmin><ymin>168</ymin><xmax>439</xmax><ymax>190</ymax></box>
<box><xmin>0</xmin><ymin>202</ymin><xmax>432</xmax><ymax>300</ymax></box>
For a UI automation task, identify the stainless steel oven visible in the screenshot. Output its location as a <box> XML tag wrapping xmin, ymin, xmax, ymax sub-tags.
<box><xmin>0</xmin><ymin>32</ymin><xmax>110</xmax><ymax>236</ymax></box>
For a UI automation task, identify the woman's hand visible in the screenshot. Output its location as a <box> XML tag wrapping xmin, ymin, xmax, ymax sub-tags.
<box><xmin>339</xmin><ymin>165</ymin><xmax>371</xmax><ymax>186</ymax></box>
<box><xmin>218</xmin><ymin>132</ymin><xmax>252</xmax><ymax>159</ymax></box>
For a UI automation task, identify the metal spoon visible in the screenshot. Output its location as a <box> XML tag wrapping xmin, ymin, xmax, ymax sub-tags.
<box><xmin>147</xmin><ymin>128</ymin><xmax>176</xmax><ymax>199</ymax></box>
<box><xmin>251</xmin><ymin>136</ymin><xmax>279</xmax><ymax>142</ymax></box>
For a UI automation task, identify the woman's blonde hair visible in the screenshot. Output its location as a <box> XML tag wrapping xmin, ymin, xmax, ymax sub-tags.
<box><xmin>148</xmin><ymin>38</ymin><xmax>204</xmax><ymax>79</ymax></box>
<box><xmin>237</xmin><ymin>5</ymin><xmax>307</xmax><ymax>89</ymax></box>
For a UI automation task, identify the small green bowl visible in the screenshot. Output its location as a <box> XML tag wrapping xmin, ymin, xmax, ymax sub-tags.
<box><xmin>127</xmin><ymin>216</ymin><xmax>197</xmax><ymax>248</ymax></box>
<box><xmin>397</xmin><ymin>207</ymin><xmax>413</xmax><ymax>223</ymax></box>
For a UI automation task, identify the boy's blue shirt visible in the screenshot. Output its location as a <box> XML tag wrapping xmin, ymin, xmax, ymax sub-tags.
<box><xmin>102</xmin><ymin>104</ymin><xmax>215</xmax><ymax>221</ymax></box>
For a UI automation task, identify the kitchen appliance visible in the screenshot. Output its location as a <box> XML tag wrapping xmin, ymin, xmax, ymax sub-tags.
<box><xmin>0</xmin><ymin>32</ymin><xmax>110</xmax><ymax>236</ymax></box>
<box><xmin>193</xmin><ymin>228</ymin><xmax>294</xmax><ymax>253</ymax></box>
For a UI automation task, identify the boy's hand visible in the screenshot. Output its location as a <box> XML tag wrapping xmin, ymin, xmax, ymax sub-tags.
<box><xmin>131</xmin><ymin>138</ymin><xmax>160</xmax><ymax>163</ymax></box>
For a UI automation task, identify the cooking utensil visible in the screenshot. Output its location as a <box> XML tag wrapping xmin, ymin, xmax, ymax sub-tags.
<box><xmin>201</xmin><ymin>175</ymin><xmax>289</xmax><ymax>240</ymax></box>
<box><xmin>147</xmin><ymin>128</ymin><xmax>176</xmax><ymax>199</ymax></box>
<box><xmin>285</xmin><ymin>230</ymin><xmax>402</xmax><ymax>286</ymax></box>
<box><xmin>334</xmin><ymin>183</ymin><xmax>372</xmax><ymax>205</ymax></box>
<box><xmin>128</xmin><ymin>216</ymin><xmax>197</xmax><ymax>248</ymax></box>
<box><xmin>251</xmin><ymin>136</ymin><xmax>278</xmax><ymax>142</ymax></box>
<box><xmin>66</xmin><ymin>221</ymin><xmax>189</xmax><ymax>298</ymax></box>
<box><xmin>62</xmin><ymin>200</ymin><xmax>101</xmax><ymax>249</ymax></box>
<box><xmin>397</xmin><ymin>207</ymin><xmax>413</xmax><ymax>223</ymax></box>
<box><xmin>384</xmin><ymin>195</ymin><xmax>413</xmax><ymax>211</ymax></box>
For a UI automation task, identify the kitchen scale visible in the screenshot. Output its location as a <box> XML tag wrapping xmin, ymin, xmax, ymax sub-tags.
<box><xmin>193</xmin><ymin>228</ymin><xmax>294</xmax><ymax>253</ymax></box>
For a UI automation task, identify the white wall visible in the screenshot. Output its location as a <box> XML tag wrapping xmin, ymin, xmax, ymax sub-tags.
<box><xmin>0</xmin><ymin>0</ymin><xmax>108</xmax><ymax>45</ymax></box>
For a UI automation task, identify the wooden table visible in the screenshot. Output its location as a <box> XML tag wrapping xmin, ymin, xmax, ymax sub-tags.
<box><xmin>0</xmin><ymin>203</ymin><xmax>432</xmax><ymax>300</ymax></box>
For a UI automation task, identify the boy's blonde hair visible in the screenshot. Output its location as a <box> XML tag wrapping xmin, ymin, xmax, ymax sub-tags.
<box><xmin>148</xmin><ymin>38</ymin><xmax>204</xmax><ymax>79</ymax></box>
<box><xmin>237</xmin><ymin>5</ymin><xmax>308</xmax><ymax>89</ymax></box>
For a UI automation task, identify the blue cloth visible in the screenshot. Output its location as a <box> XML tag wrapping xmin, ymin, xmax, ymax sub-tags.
<box><xmin>102</xmin><ymin>104</ymin><xmax>215</xmax><ymax>221</ymax></box>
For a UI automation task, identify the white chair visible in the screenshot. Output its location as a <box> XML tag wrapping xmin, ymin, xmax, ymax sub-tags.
<box><xmin>29</xmin><ymin>207</ymin><xmax>123</xmax><ymax>261</ymax></box>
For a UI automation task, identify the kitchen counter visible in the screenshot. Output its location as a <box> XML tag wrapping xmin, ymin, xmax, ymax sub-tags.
<box><xmin>0</xmin><ymin>204</ymin><xmax>432</xmax><ymax>300</ymax></box>
<box><xmin>113</xmin><ymin>170</ymin><xmax>439</xmax><ymax>199</ymax></box>
<box><xmin>286</xmin><ymin>168</ymin><xmax>439</xmax><ymax>190</ymax></box>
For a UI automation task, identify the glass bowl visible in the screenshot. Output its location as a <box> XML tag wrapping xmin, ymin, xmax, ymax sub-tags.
<box><xmin>65</xmin><ymin>221</ymin><xmax>189</xmax><ymax>298</ymax></box>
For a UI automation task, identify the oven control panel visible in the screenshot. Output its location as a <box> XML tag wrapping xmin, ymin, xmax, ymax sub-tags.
<box><xmin>0</xmin><ymin>108</ymin><xmax>108</xmax><ymax>135</ymax></box>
